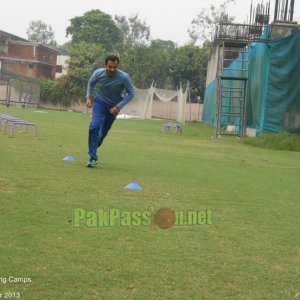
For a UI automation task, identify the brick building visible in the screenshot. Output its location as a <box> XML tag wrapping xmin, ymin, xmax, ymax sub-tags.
<box><xmin>0</xmin><ymin>30</ymin><xmax>60</xmax><ymax>79</ymax></box>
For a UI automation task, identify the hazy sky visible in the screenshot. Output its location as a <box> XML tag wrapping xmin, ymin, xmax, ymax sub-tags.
<box><xmin>2</xmin><ymin>0</ymin><xmax>300</xmax><ymax>45</ymax></box>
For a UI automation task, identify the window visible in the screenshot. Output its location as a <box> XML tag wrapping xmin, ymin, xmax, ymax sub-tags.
<box><xmin>56</xmin><ymin>65</ymin><xmax>62</xmax><ymax>73</ymax></box>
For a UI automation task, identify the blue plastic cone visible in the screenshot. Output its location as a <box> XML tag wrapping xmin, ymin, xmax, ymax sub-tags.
<box><xmin>125</xmin><ymin>182</ymin><xmax>142</xmax><ymax>190</ymax></box>
<box><xmin>63</xmin><ymin>155</ymin><xmax>74</xmax><ymax>161</ymax></box>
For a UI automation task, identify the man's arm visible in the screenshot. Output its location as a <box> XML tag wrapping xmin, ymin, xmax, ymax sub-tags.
<box><xmin>115</xmin><ymin>74</ymin><xmax>135</xmax><ymax>110</ymax></box>
<box><xmin>86</xmin><ymin>97</ymin><xmax>93</xmax><ymax>108</ymax></box>
<box><xmin>86</xmin><ymin>71</ymin><xmax>98</xmax><ymax>108</ymax></box>
<box><xmin>109</xmin><ymin>106</ymin><xmax>120</xmax><ymax>116</ymax></box>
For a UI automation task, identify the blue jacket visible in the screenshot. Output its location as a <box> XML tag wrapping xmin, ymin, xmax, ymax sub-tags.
<box><xmin>86</xmin><ymin>68</ymin><xmax>135</xmax><ymax>109</ymax></box>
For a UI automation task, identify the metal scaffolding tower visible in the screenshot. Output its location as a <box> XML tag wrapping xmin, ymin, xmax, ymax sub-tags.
<box><xmin>214</xmin><ymin>39</ymin><xmax>249</xmax><ymax>138</ymax></box>
<box><xmin>212</xmin><ymin>1</ymin><xmax>271</xmax><ymax>138</ymax></box>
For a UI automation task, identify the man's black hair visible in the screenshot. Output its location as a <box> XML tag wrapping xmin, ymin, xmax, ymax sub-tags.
<box><xmin>105</xmin><ymin>55</ymin><xmax>120</xmax><ymax>64</ymax></box>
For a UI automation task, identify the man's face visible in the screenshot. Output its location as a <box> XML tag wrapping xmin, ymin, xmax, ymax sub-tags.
<box><xmin>105</xmin><ymin>60</ymin><xmax>118</xmax><ymax>77</ymax></box>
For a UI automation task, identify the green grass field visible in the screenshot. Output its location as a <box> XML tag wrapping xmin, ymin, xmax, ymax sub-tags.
<box><xmin>0</xmin><ymin>107</ymin><xmax>299</xmax><ymax>299</ymax></box>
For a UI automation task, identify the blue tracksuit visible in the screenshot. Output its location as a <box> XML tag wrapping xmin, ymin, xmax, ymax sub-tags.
<box><xmin>86</xmin><ymin>68</ymin><xmax>135</xmax><ymax>161</ymax></box>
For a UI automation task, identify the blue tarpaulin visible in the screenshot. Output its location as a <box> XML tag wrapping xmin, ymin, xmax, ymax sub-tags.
<box><xmin>203</xmin><ymin>29</ymin><xmax>300</xmax><ymax>135</ymax></box>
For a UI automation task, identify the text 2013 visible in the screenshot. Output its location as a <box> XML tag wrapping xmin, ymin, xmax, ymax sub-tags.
<box><xmin>0</xmin><ymin>292</ymin><xmax>21</xmax><ymax>298</ymax></box>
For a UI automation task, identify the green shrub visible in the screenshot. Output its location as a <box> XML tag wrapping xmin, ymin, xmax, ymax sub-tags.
<box><xmin>243</xmin><ymin>132</ymin><xmax>300</xmax><ymax>152</ymax></box>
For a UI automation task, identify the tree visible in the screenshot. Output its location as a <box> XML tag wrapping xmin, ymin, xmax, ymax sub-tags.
<box><xmin>121</xmin><ymin>39</ymin><xmax>174</xmax><ymax>89</ymax></box>
<box><xmin>114</xmin><ymin>14</ymin><xmax>151</xmax><ymax>45</ymax></box>
<box><xmin>188</xmin><ymin>0</ymin><xmax>236</xmax><ymax>45</ymax></box>
<box><xmin>39</xmin><ymin>41</ymin><xmax>106</xmax><ymax>105</ymax></box>
<box><xmin>150</xmin><ymin>39</ymin><xmax>176</xmax><ymax>52</ymax></box>
<box><xmin>57</xmin><ymin>41</ymin><xmax>71</xmax><ymax>54</ymax></box>
<box><xmin>26</xmin><ymin>20</ymin><xmax>57</xmax><ymax>46</ymax></box>
<box><xmin>66</xmin><ymin>10</ymin><xmax>123</xmax><ymax>52</ymax></box>
<box><xmin>169</xmin><ymin>44</ymin><xmax>211</xmax><ymax>100</ymax></box>
<box><xmin>62</xmin><ymin>42</ymin><xmax>106</xmax><ymax>100</ymax></box>
<box><xmin>121</xmin><ymin>44</ymin><xmax>154</xmax><ymax>88</ymax></box>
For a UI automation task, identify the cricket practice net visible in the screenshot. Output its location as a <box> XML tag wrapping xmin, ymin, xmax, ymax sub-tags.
<box><xmin>121</xmin><ymin>83</ymin><xmax>188</xmax><ymax>123</ymax></box>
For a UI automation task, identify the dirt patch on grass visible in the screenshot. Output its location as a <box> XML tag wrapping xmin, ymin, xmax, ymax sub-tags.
<box><xmin>0</xmin><ymin>176</ymin><xmax>14</xmax><ymax>193</ymax></box>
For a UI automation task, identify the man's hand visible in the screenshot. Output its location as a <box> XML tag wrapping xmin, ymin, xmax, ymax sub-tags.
<box><xmin>110</xmin><ymin>106</ymin><xmax>120</xmax><ymax>116</ymax></box>
<box><xmin>86</xmin><ymin>98</ymin><xmax>93</xmax><ymax>108</ymax></box>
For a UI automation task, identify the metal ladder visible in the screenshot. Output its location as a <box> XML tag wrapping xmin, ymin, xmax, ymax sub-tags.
<box><xmin>214</xmin><ymin>41</ymin><xmax>249</xmax><ymax>138</ymax></box>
